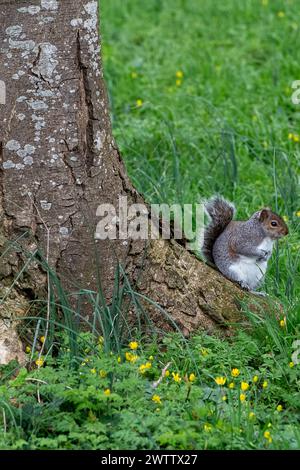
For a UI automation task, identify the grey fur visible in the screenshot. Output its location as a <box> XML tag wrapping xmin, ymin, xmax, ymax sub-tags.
<box><xmin>202</xmin><ymin>198</ymin><xmax>288</xmax><ymax>290</ymax></box>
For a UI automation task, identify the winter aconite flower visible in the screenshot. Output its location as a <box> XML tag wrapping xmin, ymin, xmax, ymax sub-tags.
<box><xmin>289</xmin><ymin>362</ymin><xmax>294</xmax><ymax>368</ymax></box>
<box><xmin>125</xmin><ymin>352</ymin><xmax>138</xmax><ymax>363</ymax></box>
<box><xmin>25</xmin><ymin>346</ymin><xmax>31</xmax><ymax>354</ymax></box>
<box><xmin>296</xmin><ymin>211</ymin><xmax>300</xmax><ymax>217</ymax></box>
<box><xmin>129</xmin><ymin>341</ymin><xmax>138</xmax><ymax>350</ymax></box>
<box><xmin>215</xmin><ymin>376</ymin><xmax>226</xmax><ymax>386</ymax></box>
<box><xmin>152</xmin><ymin>394</ymin><xmax>161</xmax><ymax>404</ymax></box>
<box><xmin>189</xmin><ymin>373</ymin><xmax>196</xmax><ymax>382</ymax></box>
<box><xmin>176</xmin><ymin>70</ymin><xmax>183</xmax><ymax>79</ymax></box>
<box><xmin>136</xmin><ymin>99</ymin><xmax>143</xmax><ymax>108</ymax></box>
<box><xmin>99</xmin><ymin>370</ymin><xmax>107</xmax><ymax>378</ymax></box>
<box><xmin>264</xmin><ymin>430</ymin><xmax>272</xmax><ymax>443</ymax></box>
<box><xmin>241</xmin><ymin>382</ymin><xmax>250</xmax><ymax>391</ymax></box>
<box><xmin>288</xmin><ymin>133</ymin><xmax>299</xmax><ymax>143</ymax></box>
<box><xmin>35</xmin><ymin>358</ymin><xmax>44</xmax><ymax>367</ymax></box>
<box><xmin>279</xmin><ymin>318</ymin><xmax>286</xmax><ymax>328</ymax></box>
<box><xmin>262</xmin><ymin>380</ymin><xmax>268</xmax><ymax>389</ymax></box>
<box><xmin>231</xmin><ymin>368</ymin><xmax>240</xmax><ymax>377</ymax></box>
<box><xmin>240</xmin><ymin>393</ymin><xmax>246</xmax><ymax>402</ymax></box>
<box><xmin>276</xmin><ymin>405</ymin><xmax>283</xmax><ymax>412</ymax></box>
<box><xmin>165</xmin><ymin>370</ymin><xmax>170</xmax><ymax>377</ymax></box>
<box><xmin>204</xmin><ymin>423</ymin><xmax>212</xmax><ymax>432</ymax></box>
<box><xmin>253</xmin><ymin>375</ymin><xmax>259</xmax><ymax>383</ymax></box>
<box><xmin>90</xmin><ymin>368</ymin><xmax>96</xmax><ymax>375</ymax></box>
<box><xmin>222</xmin><ymin>395</ymin><xmax>227</xmax><ymax>401</ymax></box>
<box><xmin>40</xmin><ymin>336</ymin><xmax>45</xmax><ymax>343</ymax></box>
<box><xmin>228</xmin><ymin>382</ymin><xmax>235</xmax><ymax>389</ymax></box>
<box><xmin>139</xmin><ymin>362</ymin><xmax>152</xmax><ymax>374</ymax></box>
<box><xmin>249</xmin><ymin>412</ymin><xmax>255</xmax><ymax>420</ymax></box>
<box><xmin>172</xmin><ymin>372</ymin><xmax>181</xmax><ymax>383</ymax></box>
<box><xmin>104</xmin><ymin>389</ymin><xmax>111</xmax><ymax>396</ymax></box>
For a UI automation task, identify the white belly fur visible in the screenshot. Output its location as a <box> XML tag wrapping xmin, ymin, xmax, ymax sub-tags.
<box><xmin>229</xmin><ymin>256</ymin><xmax>268</xmax><ymax>289</ymax></box>
<box><xmin>228</xmin><ymin>236</ymin><xmax>274</xmax><ymax>290</ymax></box>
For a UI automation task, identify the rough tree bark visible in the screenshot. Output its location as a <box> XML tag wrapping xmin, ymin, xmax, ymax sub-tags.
<box><xmin>0</xmin><ymin>0</ymin><xmax>255</xmax><ymax>364</ymax></box>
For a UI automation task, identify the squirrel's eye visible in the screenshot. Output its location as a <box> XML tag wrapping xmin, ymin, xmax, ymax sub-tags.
<box><xmin>271</xmin><ymin>221</ymin><xmax>278</xmax><ymax>227</ymax></box>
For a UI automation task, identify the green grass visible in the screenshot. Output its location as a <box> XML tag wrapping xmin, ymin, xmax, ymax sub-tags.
<box><xmin>0</xmin><ymin>0</ymin><xmax>299</xmax><ymax>450</ymax></box>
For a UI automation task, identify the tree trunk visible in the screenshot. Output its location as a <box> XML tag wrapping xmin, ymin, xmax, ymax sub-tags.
<box><xmin>0</xmin><ymin>0</ymin><xmax>252</xmax><ymax>363</ymax></box>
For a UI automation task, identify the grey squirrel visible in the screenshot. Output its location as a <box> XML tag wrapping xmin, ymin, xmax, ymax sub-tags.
<box><xmin>202</xmin><ymin>196</ymin><xmax>288</xmax><ymax>291</ymax></box>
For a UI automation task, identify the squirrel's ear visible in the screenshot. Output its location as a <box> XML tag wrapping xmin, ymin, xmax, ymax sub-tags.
<box><xmin>258</xmin><ymin>209</ymin><xmax>269</xmax><ymax>222</ymax></box>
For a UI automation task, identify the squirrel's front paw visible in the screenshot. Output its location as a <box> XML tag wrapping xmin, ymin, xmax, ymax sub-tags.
<box><xmin>257</xmin><ymin>250</ymin><xmax>271</xmax><ymax>262</ymax></box>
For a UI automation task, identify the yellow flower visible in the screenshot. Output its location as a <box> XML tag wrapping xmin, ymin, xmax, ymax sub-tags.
<box><xmin>293</xmin><ymin>134</ymin><xmax>300</xmax><ymax>143</ymax></box>
<box><xmin>25</xmin><ymin>346</ymin><xmax>31</xmax><ymax>354</ymax></box>
<box><xmin>189</xmin><ymin>373</ymin><xmax>196</xmax><ymax>382</ymax></box>
<box><xmin>240</xmin><ymin>393</ymin><xmax>246</xmax><ymax>402</ymax></box>
<box><xmin>231</xmin><ymin>368</ymin><xmax>240</xmax><ymax>377</ymax></box>
<box><xmin>165</xmin><ymin>370</ymin><xmax>170</xmax><ymax>377</ymax></box>
<box><xmin>241</xmin><ymin>381</ymin><xmax>250</xmax><ymax>391</ymax></box>
<box><xmin>289</xmin><ymin>361</ymin><xmax>294</xmax><ymax>368</ymax></box>
<box><xmin>131</xmin><ymin>71</ymin><xmax>138</xmax><ymax>79</ymax></box>
<box><xmin>35</xmin><ymin>358</ymin><xmax>44</xmax><ymax>367</ymax></box>
<box><xmin>136</xmin><ymin>99</ymin><xmax>143</xmax><ymax>108</ymax></box>
<box><xmin>262</xmin><ymin>380</ymin><xmax>268</xmax><ymax>388</ymax></box>
<box><xmin>222</xmin><ymin>395</ymin><xmax>227</xmax><ymax>401</ymax></box>
<box><xmin>99</xmin><ymin>370</ymin><xmax>107</xmax><ymax>378</ymax></box>
<box><xmin>152</xmin><ymin>394</ymin><xmax>161</xmax><ymax>404</ymax></box>
<box><xmin>253</xmin><ymin>375</ymin><xmax>259</xmax><ymax>383</ymax></box>
<box><xmin>149</xmin><ymin>355</ymin><xmax>154</xmax><ymax>361</ymax></box>
<box><xmin>277</xmin><ymin>11</ymin><xmax>285</xmax><ymax>18</ymax></box>
<box><xmin>204</xmin><ymin>423</ymin><xmax>212</xmax><ymax>432</ymax></box>
<box><xmin>129</xmin><ymin>341</ymin><xmax>138</xmax><ymax>350</ymax></box>
<box><xmin>288</xmin><ymin>132</ymin><xmax>294</xmax><ymax>140</ymax></box>
<box><xmin>264</xmin><ymin>430</ymin><xmax>272</xmax><ymax>443</ymax></box>
<box><xmin>201</xmin><ymin>348</ymin><xmax>208</xmax><ymax>356</ymax></box>
<box><xmin>172</xmin><ymin>372</ymin><xmax>181</xmax><ymax>383</ymax></box>
<box><xmin>276</xmin><ymin>404</ymin><xmax>283</xmax><ymax>412</ymax></box>
<box><xmin>125</xmin><ymin>351</ymin><xmax>138</xmax><ymax>363</ymax></box>
<box><xmin>90</xmin><ymin>368</ymin><xmax>96</xmax><ymax>375</ymax></box>
<box><xmin>249</xmin><ymin>412</ymin><xmax>255</xmax><ymax>419</ymax></box>
<box><xmin>283</xmin><ymin>215</ymin><xmax>288</xmax><ymax>222</ymax></box>
<box><xmin>215</xmin><ymin>376</ymin><xmax>226</xmax><ymax>386</ymax></box>
<box><xmin>117</xmin><ymin>356</ymin><xmax>121</xmax><ymax>363</ymax></box>
<box><xmin>40</xmin><ymin>336</ymin><xmax>45</xmax><ymax>344</ymax></box>
<box><xmin>279</xmin><ymin>318</ymin><xmax>286</xmax><ymax>328</ymax></box>
<box><xmin>296</xmin><ymin>211</ymin><xmax>300</xmax><ymax>217</ymax></box>
<box><xmin>176</xmin><ymin>70</ymin><xmax>183</xmax><ymax>79</ymax></box>
<box><xmin>104</xmin><ymin>388</ymin><xmax>111</xmax><ymax>396</ymax></box>
<box><xmin>228</xmin><ymin>382</ymin><xmax>235</xmax><ymax>389</ymax></box>
<box><xmin>139</xmin><ymin>362</ymin><xmax>152</xmax><ymax>374</ymax></box>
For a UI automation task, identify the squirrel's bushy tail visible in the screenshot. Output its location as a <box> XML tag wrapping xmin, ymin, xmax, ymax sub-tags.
<box><xmin>202</xmin><ymin>196</ymin><xmax>235</xmax><ymax>264</ymax></box>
